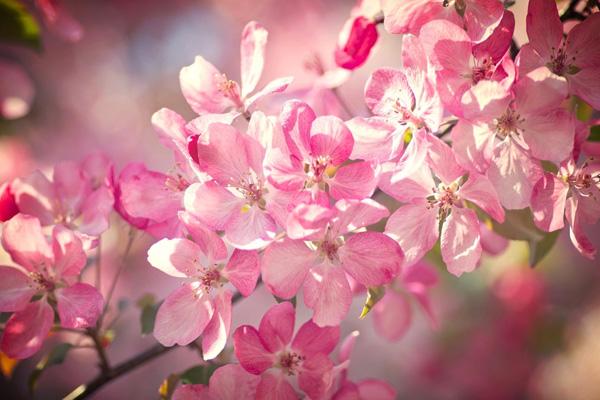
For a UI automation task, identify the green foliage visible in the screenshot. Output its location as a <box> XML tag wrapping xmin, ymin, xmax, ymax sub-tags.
<box><xmin>179</xmin><ymin>364</ymin><xmax>219</xmax><ymax>385</ymax></box>
<box><xmin>137</xmin><ymin>294</ymin><xmax>160</xmax><ymax>335</ymax></box>
<box><xmin>360</xmin><ymin>286</ymin><xmax>386</xmax><ymax>319</ymax></box>
<box><xmin>0</xmin><ymin>0</ymin><xmax>41</xmax><ymax>50</ymax></box>
<box><xmin>28</xmin><ymin>343</ymin><xmax>73</xmax><ymax>392</ymax></box>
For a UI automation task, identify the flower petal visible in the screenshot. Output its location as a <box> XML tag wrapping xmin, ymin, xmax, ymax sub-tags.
<box><xmin>526</xmin><ymin>0</ymin><xmax>562</xmax><ymax>62</ymax></box>
<box><xmin>531</xmin><ymin>172</ymin><xmax>569</xmax><ymax>232</ymax></box>
<box><xmin>55</xmin><ymin>283</ymin><xmax>103</xmax><ymax>329</ymax></box>
<box><xmin>459</xmin><ymin>173</ymin><xmax>505</xmax><ymax>223</ymax></box>
<box><xmin>201</xmin><ymin>290</ymin><xmax>233</xmax><ymax>360</ymax></box>
<box><xmin>208</xmin><ymin>364</ymin><xmax>260</xmax><ymax>400</ymax></box>
<box><xmin>303</xmin><ymin>264</ymin><xmax>352</xmax><ymax>327</ymax></box>
<box><xmin>233</xmin><ymin>325</ymin><xmax>274</xmax><ymax>375</ymax></box>
<box><xmin>0</xmin><ymin>266</ymin><xmax>35</xmax><ymax>312</ymax></box>
<box><xmin>329</xmin><ymin>161</ymin><xmax>378</xmax><ymax>200</ymax></box>
<box><xmin>153</xmin><ymin>283</ymin><xmax>214</xmax><ymax>346</ymax></box>
<box><xmin>258</xmin><ymin>302</ymin><xmax>296</xmax><ymax>353</ymax></box>
<box><xmin>222</xmin><ymin>249</ymin><xmax>260</xmax><ymax>296</ymax></box>
<box><xmin>51</xmin><ymin>224</ymin><xmax>86</xmax><ymax>277</ymax></box>
<box><xmin>262</xmin><ymin>238</ymin><xmax>315</xmax><ymax>299</ymax></box>
<box><xmin>292</xmin><ymin>320</ymin><xmax>340</xmax><ymax>357</ymax></box>
<box><xmin>147</xmin><ymin>238</ymin><xmax>203</xmax><ymax>278</ymax></box>
<box><xmin>440</xmin><ymin>207</ymin><xmax>482</xmax><ymax>276</ymax></box>
<box><xmin>240</xmin><ymin>21</ymin><xmax>268</xmax><ymax>98</ymax></box>
<box><xmin>309</xmin><ymin>116</ymin><xmax>354</xmax><ymax>166</ymax></box>
<box><xmin>373</xmin><ymin>291</ymin><xmax>412</xmax><ymax>342</ymax></box>
<box><xmin>1</xmin><ymin>214</ymin><xmax>53</xmax><ymax>273</ymax></box>
<box><xmin>0</xmin><ymin>300</ymin><xmax>53</xmax><ymax>359</ymax></box>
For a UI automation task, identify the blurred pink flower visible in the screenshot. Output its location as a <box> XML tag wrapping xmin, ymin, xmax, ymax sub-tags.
<box><xmin>0</xmin><ymin>61</ymin><xmax>34</xmax><ymax>120</ymax></box>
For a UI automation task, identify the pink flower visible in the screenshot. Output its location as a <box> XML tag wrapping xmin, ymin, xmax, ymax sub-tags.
<box><xmin>184</xmin><ymin>122</ymin><xmax>284</xmax><ymax>249</ymax></box>
<box><xmin>0</xmin><ymin>60</ymin><xmax>34</xmax><ymax>120</ymax></box>
<box><xmin>531</xmin><ymin>159</ymin><xmax>600</xmax><ymax>258</ymax></box>
<box><xmin>11</xmin><ymin>154</ymin><xmax>115</xmax><ymax>242</ymax></box>
<box><xmin>418</xmin><ymin>14</ymin><xmax>515</xmax><ymax>117</ymax></box>
<box><xmin>0</xmin><ymin>214</ymin><xmax>103</xmax><ymax>359</ymax></box>
<box><xmin>372</xmin><ymin>261</ymin><xmax>438</xmax><ymax>341</ymax></box>
<box><xmin>262</xmin><ymin>199</ymin><xmax>403</xmax><ymax>326</ymax></box>
<box><xmin>519</xmin><ymin>0</ymin><xmax>600</xmax><ymax>109</ymax></box>
<box><xmin>147</xmin><ymin>215</ymin><xmax>260</xmax><ymax>358</ymax></box>
<box><xmin>451</xmin><ymin>67</ymin><xmax>574</xmax><ymax>209</ymax></box>
<box><xmin>233</xmin><ymin>302</ymin><xmax>340</xmax><ymax>400</ymax></box>
<box><xmin>364</xmin><ymin>34</ymin><xmax>442</xmax><ymax>132</ymax></box>
<box><xmin>328</xmin><ymin>331</ymin><xmax>397</xmax><ymax>400</ymax></box>
<box><xmin>172</xmin><ymin>364</ymin><xmax>260</xmax><ymax>400</ymax></box>
<box><xmin>180</xmin><ymin>21</ymin><xmax>292</xmax><ymax>117</ymax></box>
<box><xmin>382</xmin><ymin>130</ymin><xmax>504</xmax><ymax>275</ymax></box>
<box><xmin>335</xmin><ymin>9</ymin><xmax>379</xmax><ymax>70</ymax></box>
<box><xmin>381</xmin><ymin>0</ymin><xmax>504</xmax><ymax>43</ymax></box>
<box><xmin>267</xmin><ymin>100</ymin><xmax>379</xmax><ymax>201</ymax></box>
<box><xmin>0</xmin><ymin>182</ymin><xmax>18</xmax><ymax>222</ymax></box>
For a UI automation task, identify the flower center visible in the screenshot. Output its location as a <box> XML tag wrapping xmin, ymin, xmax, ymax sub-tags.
<box><xmin>494</xmin><ymin>108</ymin><xmax>524</xmax><ymax>140</ymax></box>
<box><xmin>193</xmin><ymin>267</ymin><xmax>223</xmax><ymax>295</ymax></box>
<box><xmin>277</xmin><ymin>351</ymin><xmax>305</xmax><ymax>376</ymax></box>
<box><xmin>427</xmin><ymin>181</ymin><xmax>460</xmax><ymax>220</ymax></box>
<box><xmin>564</xmin><ymin>163</ymin><xmax>600</xmax><ymax>199</ymax></box>
<box><xmin>29</xmin><ymin>272</ymin><xmax>55</xmax><ymax>292</ymax></box>
<box><xmin>471</xmin><ymin>56</ymin><xmax>494</xmax><ymax>84</ymax></box>
<box><xmin>304</xmin><ymin>155</ymin><xmax>336</xmax><ymax>186</ymax></box>
<box><xmin>318</xmin><ymin>238</ymin><xmax>341</xmax><ymax>262</ymax></box>
<box><xmin>165</xmin><ymin>173</ymin><xmax>190</xmax><ymax>192</ymax></box>
<box><xmin>548</xmin><ymin>45</ymin><xmax>579</xmax><ymax>76</ymax></box>
<box><xmin>235</xmin><ymin>172</ymin><xmax>267</xmax><ymax>210</ymax></box>
<box><xmin>215</xmin><ymin>73</ymin><xmax>242</xmax><ymax>104</ymax></box>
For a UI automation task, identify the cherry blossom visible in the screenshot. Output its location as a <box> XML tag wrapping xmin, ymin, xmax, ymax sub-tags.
<box><xmin>172</xmin><ymin>364</ymin><xmax>260</xmax><ymax>400</ymax></box>
<box><xmin>0</xmin><ymin>214</ymin><xmax>103</xmax><ymax>358</ymax></box>
<box><xmin>233</xmin><ymin>302</ymin><xmax>340</xmax><ymax>400</ymax></box>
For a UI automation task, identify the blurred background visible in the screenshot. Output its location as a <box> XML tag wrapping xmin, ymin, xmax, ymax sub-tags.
<box><xmin>1</xmin><ymin>0</ymin><xmax>600</xmax><ymax>399</ymax></box>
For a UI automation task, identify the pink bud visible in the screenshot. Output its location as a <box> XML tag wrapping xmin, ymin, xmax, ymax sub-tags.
<box><xmin>335</xmin><ymin>16</ymin><xmax>378</xmax><ymax>70</ymax></box>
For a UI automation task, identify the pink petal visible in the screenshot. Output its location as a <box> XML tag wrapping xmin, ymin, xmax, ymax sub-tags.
<box><xmin>440</xmin><ymin>207</ymin><xmax>482</xmax><ymax>276</ymax></box>
<box><xmin>245</xmin><ymin>76</ymin><xmax>294</xmax><ymax>110</ymax></box>
<box><xmin>329</xmin><ymin>161</ymin><xmax>378</xmax><ymax>200</ymax></box>
<box><xmin>514</xmin><ymin>67</ymin><xmax>568</xmax><ymax>116</ymax></box>
<box><xmin>450</xmin><ymin>121</ymin><xmax>496</xmax><ymax>173</ymax></box>
<box><xmin>202</xmin><ymin>290</ymin><xmax>233</xmax><ymax>360</ymax></box>
<box><xmin>565</xmin><ymin>197</ymin><xmax>596</xmax><ymax>259</ymax></box>
<box><xmin>381</xmin><ymin>0</ymin><xmax>439</xmax><ymax>35</ymax></box>
<box><xmin>480</xmin><ymin>221</ymin><xmax>509</xmax><ymax>256</ymax></box>
<box><xmin>35</xmin><ymin>0</ymin><xmax>83</xmax><ymax>42</ymax></box>
<box><xmin>258</xmin><ymin>302</ymin><xmax>296</xmax><ymax>353</ymax></box>
<box><xmin>262</xmin><ymin>238</ymin><xmax>315</xmax><ymax>299</ymax></box>
<box><xmin>459</xmin><ymin>173</ymin><xmax>505</xmax><ymax>223</ymax></box>
<box><xmin>222</xmin><ymin>249</ymin><xmax>260</xmax><ymax>296</ymax></box>
<box><xmin>153</xmin><ymin>283</ymin><xmax>214</xmax><ymax>346</ymax></box>
<box><xmin>487</xmin><ymin>140</ymin><xmax>543</xmax><ymax>209</ymax></box>
<box><xmin>309</xmin><ymin>116</ymin><xmax>354</xmax><ymax>166</ymax></box>
<box><xmin>346</xmin><ymin>117</ymin><xmax>403</xmax><ymax>162</ymax></box>
<box><xmin>303</xmin><ymin>264</ymin><xmax>352</xmax><ymax>327</ymax></box>
<box><xmin>463</xmin><ymin>0</ymin><xmax>504</xmax><ymax>42</ymax></box>
<box><xmin>473</xmin><ymin>10</ymin><xmax>515</xmax><ymax>63</ymax></box>
<box><xmin>338</xmin><ymin>331</ymin><xmax>360</xmax><ymax>364</ymax></box>
<box><xmin>292</xmin><ymin>320</ymin><xmax>340</xmax><ymax>357</ymax></box>
<box><xmin>55</xmin><ymin>283</ymin><xmax>103</xmax><ymax>329</ymax></box>
<box><xmin>255</xmin><ymin>371</ymin><xmax>298</xmax><ymax>400</ymax></box>
<box><xmin>522</xmin><ymin>109</ymin><xmax>574</xmax><ymax>164</ymax></box>
<box><xmin>240</xmin><ymin>21</ymin><xmax>268</xmax><ymax>98</ymax></box>
<box><xmin>280</xmin><ymin>100</ymin><xmax>316</xmax><ymax>161</ymax></box>
<box><xmin>78</xmin><ymin>186</ymin><xmax>114</xmax><ymax>236</ymax></box>
<box><xmin>209</xmin><ymin>364</ymin><xmax>260</xmax><ymax>400</ymax></box>
<box><xmin>0</xmin><ymin>182</ymin><xmax>19</xmax><ymax>222</ymax></box>
<box><xmin>184</xmin><ymin>181</ymin><xmax>242</xmax><ymax>230</ymax></box>
<box><xmin>385</xmin><ymin>201</ymin><xmax>439</xmax><ymax>267</ymax></box>
<box><xmin>515</xmin><ymin>43</ymin><xmax>546</xmax><ymax>76</ymax></box>
<box><xmin>51</xmin><ymin>225</ymin><xmax>86</xmax><ymax>277</ymax></box>
<box><xmin>1</xmin><ymin>300</ymin><xmax>53</xmax><ymax>359</ymax></box>
<box><xmin>339</xmin><ymin>232</ymin><xmax>403</xmax><ymax>287</ymax></box>
<box><xmin>460</xmin><ymin>80</ymin><xmax>511</xmax><ymax>122</ymax></box>
<box><xmin>180</xmin><ymin>56</ymin><xmax>241</xmax><ymax>115</ymax></box>
<box><xmin>297</xmin><ymin>353</ymin><xmax>334</xmax><ymax>400</ymax></box>
<box><xmin>566</xmin><ymin>12</ymin><xmax>600</xmax><ymax>69</ymax></box>
<box><xmin>53</xmin><ymin>161</ymin><xmax>86</xmax><ymax>213</ymax></box>
<box><xmin>364</xmin><ymin>68</ymin><xmax>413</xmax><ymax>118</ymax></box>
<box><xmin>286</xmin><ymin>202</ymin><xmax>334</xmax><ymax>240</ymax></box>
<box><xmin>233</xmin><ymin>325</ymin><xmax>275</xmax><ymax>375</ymax></box>
<box><xmin>1</xmin><ymin>214</ymin><xmax>53</xmax><ymax>273</ymax></box>
<box><xmin>147</xmin><ymin>238</ymin><xmax>203</xmax><ymax>278</ymax></box>
<box><xmin>402</xmin><ymin>261</ymin><xmax>438</xmax><ymax>325</ymax></box>
<box><xmin>526</xmin><ymin>0</ymin><xmax>562</xmax><ymax>62</ymax></box>
<box><xmin>373</xmin><ymin>290</ymin><xmax>412</xmax><ymax>342</ymax></box>
<box><xmin>531</xmin><ymin>172</ymin><xmax>568</xmax><ymax>232</ymax></box>
<box><xmin>425</xmin><ymin>134</ymin><xmax>465</xmax><ymax>184</ymax></box>
<box><xmin>331</xmin><ymin>198</ymin><xmax>389</xmax><ymax>236</ymax></box>
<box><xmin>11</xmin><ymin>171</ymin><xmax>56</xmax><ymax>226</ymax></box>
<box><xmin>179</xmin><ymin>211</ymin><xmax>228</xmax><ymax>261</ymax></box>
<box><xmin>0</xmin><ymin>266</ymin><xmax>35</xmax><ymax>312</ymax></box>
<box><xmin>567</xmin><ymin>67</ymin><xmax>600</xmax><ymax>112</ymax></box>
<box><xmin>357</xmin><ymin>379</ymin><xmax>397</xmax><ymax>400</ymax></box>
<box><xmin>419</xmin><ymin>19</ymin><xmax>472</xmax><ymax>77</ymax></box>
<box><xmin>117</xmin><ymin>163</ymin><xmax>183</xmax><ymax>223</ymax></box>
<box><xmin>223</xmin><ymin>205</ymin><xmax>277</xmax><ymax>250</ymax></box>
<box><xmin>335</xmin><ymin>16</ymin><xmax>379</xmax><ymax>70</ymax></box>
<box><xmin>172</xmin><ymin>384</ymin><xmax>209</xmax><ymax>400</ymax></box>
<box><xmin>196</xmin><ymin>123</ymin><xmax>265</xmax><ymax>184</ymax></box>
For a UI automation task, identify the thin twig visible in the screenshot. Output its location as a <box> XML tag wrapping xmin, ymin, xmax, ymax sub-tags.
<box><xmin>95</xmin><ymin>239</ymin><xmax>102</xmax><ymax>293</ymax></box>
<box><xmin>87</xmin><ymin>328</ymin><xmax>111</xmax><ymax>375</ymax></box>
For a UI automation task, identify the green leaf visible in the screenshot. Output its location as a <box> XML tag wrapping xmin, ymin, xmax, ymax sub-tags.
<box><xmin>274</xmin><ymin>295</ymin><xmax>296</xmax><ymax>308</ymax></box>
<box><xmin>491</xmin><ymin>209</ymin><xmax>545</xmax><ymax>242</ymax></box>
<box><xmin>0</xmin><ymin>0</ymin><xmax>41</xmax><ymax>50</ymax></box>
<box><xmin>28</xmin><ymin>343</ymin><xmax>73</xmax><ymax>392</ymax></box>
<box><xmin>140</xmin><ymin>301</ymin><xmax>160</xmax><ymax>335</ymax></box>
<box><xmin>529</xmin><ymin>230</ymin><xmax>560</xmax><ymax>267</ymax></box>
<box><xmin>588</xmin><ymin>125</ymin><xmax>600</xmax><ymax>142</ymax></box>
<box><xmin>359</xmin><ymin>286</ymin><xmax>386</xmax><ymax>319</ymax></box>
<box><xmin>180</xmin><ymin>364</ymin><xmax>219</xmax><ymax>385</ymax></box>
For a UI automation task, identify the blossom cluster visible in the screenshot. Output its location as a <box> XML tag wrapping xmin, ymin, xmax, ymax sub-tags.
<box><xmin>1</xmin><ymin>0</ymin><xmax>600</xmax><ymax>398</ymax></box>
